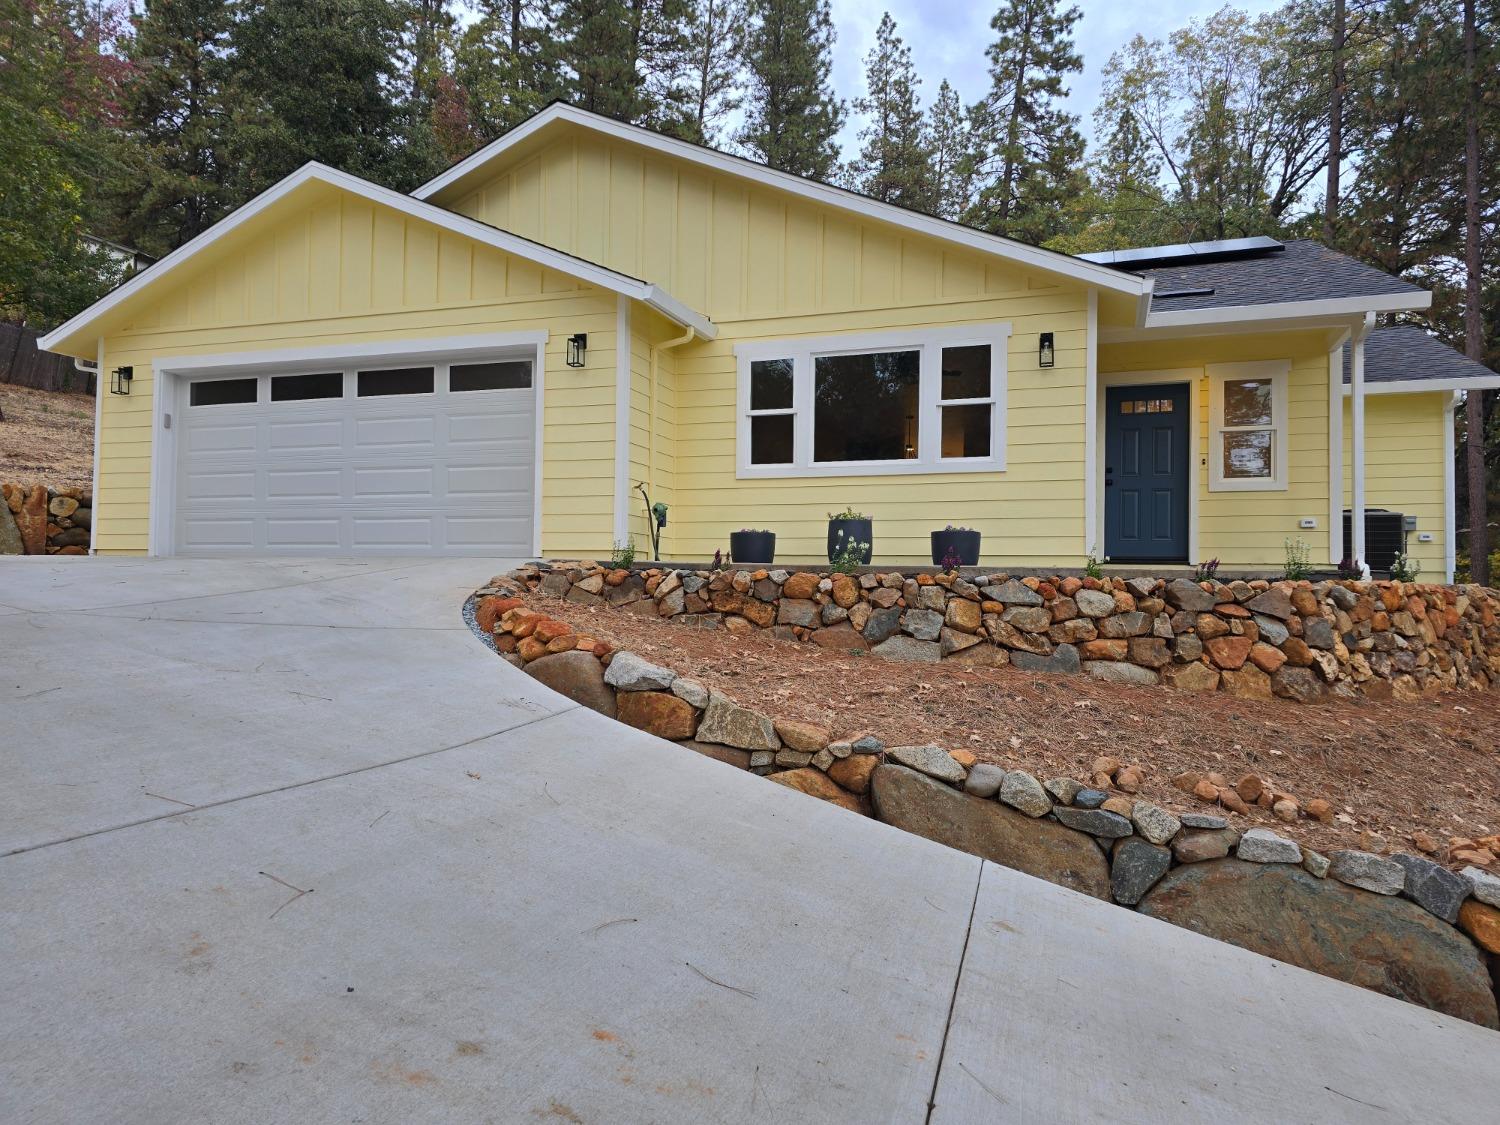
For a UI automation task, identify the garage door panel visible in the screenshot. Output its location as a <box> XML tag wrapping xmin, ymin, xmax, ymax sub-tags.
<box><xmin>178</xmin><ymin>357</ymin><xmax>536</xmax><ymax>556</ymax></box>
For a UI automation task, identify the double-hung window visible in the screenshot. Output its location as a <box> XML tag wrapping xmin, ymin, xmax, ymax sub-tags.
<box><xmin>736</xmin><ymin>324</ymin><xmax>1009</xmax><ymax>478</ymax></box>
<box><xmin>1207</xmin><ymin>360</ymin><xmax>1289</xmax><ymax>491</ymax></box>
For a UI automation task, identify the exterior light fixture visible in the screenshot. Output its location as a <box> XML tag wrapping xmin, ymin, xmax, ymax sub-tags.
<box><xmin>566</xmin><ymin>333</ymin><xmax>588</xmax><ymax>368</ymax></box>
<box><xmin>1038</xmin><ymin>333</ymin><xmax>1055</xmax><ymax>369</ymax></box>
<box><xmin>110</xmin><ymin>365</ymin><xmax>134</xmax><ymax>395</ymax></box>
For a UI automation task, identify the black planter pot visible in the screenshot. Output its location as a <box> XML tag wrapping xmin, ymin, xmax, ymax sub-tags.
<box><xmin>930</xmin><ymin>528</ymin><xmax>981</xmax><ymax>567</ymax></box>
<box><xmin>729</xmin><ymin>530</ymin><xmax>776</xmax><ymax>565</ymax></box>
<box><xmin>826</xmin><ymin>518</ymin><xmax>873</xmax><ymax>565</ymax></box>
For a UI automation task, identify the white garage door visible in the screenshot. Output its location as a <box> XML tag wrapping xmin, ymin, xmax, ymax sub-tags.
<box><xmin>175</xmin><ymin>357</ymin><xmax>536</xmax><ymax>556</ymax></box>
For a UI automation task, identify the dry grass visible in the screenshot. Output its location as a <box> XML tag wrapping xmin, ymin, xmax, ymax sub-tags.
<box><xmin>0</xmin><ymin>384</ymin><xmax>94</xmax><ymax>489</ymax></box>
<box><xmin>532</xmin><ymin>590</ymin><xmax>1500</xmax><ymax>863</ymax></box>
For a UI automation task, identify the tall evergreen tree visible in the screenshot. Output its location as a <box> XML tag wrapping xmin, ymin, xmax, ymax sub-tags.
<box><xmin>551</xmin><ymin>0</ymin><xmax>692</xmax><ymax>127</ymax></box>
<box><xmin>224</xmin><ymin>0</ymin><xmax>413</xmax><ymax>196</ymax></box>
<box><xmin>926</xmin><ymin>80</ymin><xmax>979</xmax><ymax>220</ymax></box>
<box><xmin>452</xmin><ymin>0</ymin><xmax>560</xmax><ymax>142</ymax></box>
<box><xmin>737</xmin><ymin>0</ymin><xmax>843</xmax><ymax>180</ymax></box>
<box><xmin>967</xmin><ymin>0</ymin><xmax>1087</xmax><ymax>244</ymax></box>
<box><xmin>114</xmin><ymin>0</ymin><xmax>235</xmax><ymax>256</ymax></box>
<box><xmin>850</xmin><ymin>12</ymin><xmax>930</xmax><ymax>209</ymax></box>
<box><xmin>678</xmin><ymin>0</ymin><xmax>746</xmax><ymax>144</ymax></box>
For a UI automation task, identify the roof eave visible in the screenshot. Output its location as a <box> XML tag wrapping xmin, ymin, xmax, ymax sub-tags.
<box><xmin>413</xmin><ymin>103</ymin><xmax>1150</xmax><ymax>299</ymax></box>
<box><xmin>1142</xmin><ymin>291</ymin><xmax>1431</xmax><ymax>331</ymax></box>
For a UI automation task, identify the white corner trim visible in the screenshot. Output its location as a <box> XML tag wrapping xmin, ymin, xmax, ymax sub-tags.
<box><xmin>1445</xmin><ymin>391</ymin><xmax>1459</xmax><ymax>583</ymax></box>
<box><xmin>413</xmin><ymin>104</ymin><xmax>1150</xmax><ymax>298</ymax></box>
<box><xmin>733</xmin><ymin>322</ymin><xmax>1010</xmax><ymax>480</ymax></box>
<box><xmin>144</xmin><ymin>331</ymin><xmax>548</xmax><ymax>558</ymax></box>
<box><xmin>89</xmin><ymin>337</ymin><xmax>104</xmax><ymax>554</ymax></box>
<box><xmin>1349</xmin><ymin>312</ymin><xmax>1375</xmax><ymax>566</ymax></box>
<box><xmin>39</xmin><ymin>163</ymin><xmax>714</xmax><ymax>355</ymax></box>
<box><xmin>1328</xmin><ymin>343</ymin><xmax>1345</xmax><ymax>566</ymax></box>
<box><xmin>1097</xmin><ymin>369</ymin><xmax>1201</xmax><ymax>565</ymax></box>
<box><xmin>613</xmin><ymin>296</ymin><xmax>632</xmax><ymax>547</ymax></box>
<box><xmin>1205</xmin><ymin>359</ymin><xmax>1291</xmax><ymax>492</ymax></box>
<box><xmin>1084</xmin><ymin>290</ymin><xmax>1099</xmax><ymax>556</ymax></box>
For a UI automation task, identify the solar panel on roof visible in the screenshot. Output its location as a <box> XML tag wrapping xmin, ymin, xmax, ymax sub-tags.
<box><xmin>1079</xmin><ymin>236</ymin><xmax>1284</xmax><ymax>269</ymax></box>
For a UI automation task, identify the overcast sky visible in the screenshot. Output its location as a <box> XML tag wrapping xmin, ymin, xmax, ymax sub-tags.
<box><xmin>826</xmin><ymin>0</ymin><xmax>1285</xmax><ymax>150</ymax></box>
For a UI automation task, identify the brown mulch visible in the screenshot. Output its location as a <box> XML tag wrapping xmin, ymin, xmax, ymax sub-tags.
<box><xmin>529</xmin><ymin>590</ymin><xmax>1500</xmax><ymax>863</ymax></box>
<box><xmin>0</xmin><ymin>384</ymin><xmax>94</xmax><ymax>489</ymax></box>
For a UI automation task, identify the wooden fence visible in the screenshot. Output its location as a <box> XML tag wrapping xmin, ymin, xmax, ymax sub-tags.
<box><xmin>0</xmin><ymin>323</ymin><xmax>95</xmax><ymax>396</ymax></box>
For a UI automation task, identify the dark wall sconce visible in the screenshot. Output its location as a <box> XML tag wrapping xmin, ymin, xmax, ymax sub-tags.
<box><xmin>110</xmin><ymin>365</ymin><xmax>134</xmax><ymax>395</ymax></box>
<box><xmin>1038</xmin><ymin>333</ymin><xmax>1055</xmax><ymax>369</ymax></box>
<box><xmin>566</xmin><ymin>333</ymin><xmax>588</xmax><ymax>368</ymax></box>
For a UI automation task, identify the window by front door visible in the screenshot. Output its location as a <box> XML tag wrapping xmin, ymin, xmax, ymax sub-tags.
<box><xmin>1106</xmin><ymin>383</ymin><xmax>1190</xmax><ymax>562</ymax></box>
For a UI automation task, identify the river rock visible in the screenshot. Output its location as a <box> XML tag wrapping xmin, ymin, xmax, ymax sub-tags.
<box><xmin>615</xmin><ymin>690</ymin><xmax>698</xmax><ymax>740</ymax></box>
<box><xmin>871</xmin><ymin>765</ymin><xmax>1111</xmax><ymax>900</ymax></box>
<box><xmin>1130</xmin><ymin>802</ymin><xmax>1181</xmax><ymax>846</ymax></box>
<box><xmin>885</xmin><ymin>744</ymin><xmax>966</xmax><ymax>785</ymax></box>
<box><xmin>767</xmin><ymin>768</ymin><xmax>864</xmax><ymax>813</ymax></box>
<box><xmin>1053</xmin><ymin>807</ymin><xmax>1133</xmax><ymax>838</ymax></box>
<box><xmin>1391</xmin><ymin>854</ymin><xmax>1472</xmax><ymax>923</ymax></box>
<box><xmin>1236</xmin><ymin>828</ymin><xmax>1302</xmax><ymax>864</ymax></box>
<box><xmin>0</xmin><ymin>504</ymin><xmax>22</xmax><ymax>555</ymax></box>
<box><xmin>964</xmin><ymin>763</ymin><xmax>1005</xmax><ymax>798</ymax></box>
<box><xmin>998</xmin><ymin>770</ymin><xmax>1051</xmax><ymax>817</ymax></box>
<box><xmin>1172</xmin><ymin>827</ymin><xmax>1240</xmax><ymax>863</ymax></box>
<box><xmin>1462</xmin><ymin>866</ymin><xmax>1500</xmax><ymax>907</ymax></box>
<box><xmin>1138</xmin><ymin>860</ymin><xmax>1498</xmax><ymax>1028</ymax></box>
<box><xmin>522</xmin><ymin>651</ymin><xmax>616</xmax><ymax>717</ymax></box>
<box><xmin>1328</xmin><ymin>850</ymin><xmax>1405</xmax><ymax>895</ymax></box>
<box><xmin>870</xmin><ymin>636</ymin><xmax>942</xmax><ymax>663</ymax></box>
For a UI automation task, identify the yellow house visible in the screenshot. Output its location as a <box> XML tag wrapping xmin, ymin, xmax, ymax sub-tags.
<box><xmin>40</xmin><ymin>104</ymin><xmax>1500</xmax><ymax>580</ymax></box>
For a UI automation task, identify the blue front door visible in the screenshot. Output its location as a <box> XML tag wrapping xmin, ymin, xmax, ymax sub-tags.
<box><xmin>1105</xmin><ymin>384</ymin><xmax>1189</xmax><ymax>562</ymax></box>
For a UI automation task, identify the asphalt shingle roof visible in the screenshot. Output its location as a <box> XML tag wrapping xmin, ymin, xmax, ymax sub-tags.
<box><xmin>1342</xmin><ymin>324</ymin><xmax>1499</xmax><ymax>385</ymax></box>
<box><xmin>1139</xmin><ymin>239</ymin><xmax>1424</xmax><ymax>311</ymax></box>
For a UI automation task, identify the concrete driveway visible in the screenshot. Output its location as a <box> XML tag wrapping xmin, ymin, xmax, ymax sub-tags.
<box><xmin>1</xmin><ymin>557</ymin><xmax>1494</xmax><ymax>1123</ymax></box>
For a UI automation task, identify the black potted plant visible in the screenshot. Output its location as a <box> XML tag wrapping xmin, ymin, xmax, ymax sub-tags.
<box><xmin>729</xmin><ymin>528</ymin><xmax>776</xmax><ymax>565</ymax></box>
<box><xmin>930</xmin><ymin>524</ymin><xmax>981</xmax><ymax>568</ymax></box>
<box><xmin>826</xmin><ymin>507</ymin><xmax>873</xmax><ymax>565</ymax></box>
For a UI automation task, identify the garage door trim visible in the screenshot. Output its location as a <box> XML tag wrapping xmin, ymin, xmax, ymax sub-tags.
<box><xmin>147</xmin><ymin>331</ymin><xmax>547</xmax><ymax>557</ymax></box>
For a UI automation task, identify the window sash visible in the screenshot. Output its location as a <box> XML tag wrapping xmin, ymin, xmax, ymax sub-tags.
<box><xmin>1207</xmin><ymin>360</ymin><xmax>1289</xmax><ymax>492</ymax></box>
<box><xmin>737</xmin><ymin>325</ymin><xmax>1010</xmax><ymax>477</ymax></box>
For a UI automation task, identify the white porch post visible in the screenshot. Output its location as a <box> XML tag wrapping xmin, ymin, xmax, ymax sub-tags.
<box><xmin>1350</xmin><ymin>313</ymin><xmax>1375</xmax><ymax>570</ymax></box>
<box><xmin>1328</xmin><ymin>337</ymin><xmax>1346</xmax><ymax>566</ymax></box>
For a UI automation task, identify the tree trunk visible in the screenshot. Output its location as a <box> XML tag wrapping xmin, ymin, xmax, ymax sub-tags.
<box><xmin>1323</xmin><ymin>0</ymin><xmax>1345</xmax><ymax>244</ymax></box>
<box><xmin>511</xmin><ymin>0</ymin><xmax>521</xmax><ymax>54</ymax></box>
<box><xmin>1463</xmin><ymin>0</ymin><xmax>1489</xmax><ymax>584</ymax></box>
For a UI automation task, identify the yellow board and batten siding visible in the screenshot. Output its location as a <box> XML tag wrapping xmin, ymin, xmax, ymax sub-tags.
<box><xmin>89</xmin><ymin>184</ymin><xmax>620</xmax><ymax>556</ymax></box>
<box><xmin>1099</xmin><ymin>331</ymin><xmax>1337</xmax><ymax>568</ymax></box>
<box><xmin>1342</xmin><ymin>392</ymin><xmax>1450</xmax><ymax>577</ymax></box>
<box><xmin>450</xmin><ymin>125</ymin><xmax>1090</xmax><ymax>565</ymax></box>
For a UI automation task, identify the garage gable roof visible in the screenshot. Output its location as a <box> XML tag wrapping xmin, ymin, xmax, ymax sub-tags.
<box><xmin>40</xmin><ymin>163</ymin><xmax>716</xmax><ymax>356</ymax></box>
<box><xmin>413</xmin><ymin>102</ymin><xmax>1151</xmax><ymax>299</ymax></box>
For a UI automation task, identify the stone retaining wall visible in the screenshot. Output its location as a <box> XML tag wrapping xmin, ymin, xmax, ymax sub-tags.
<box><xmin>1</xmin><ymin>483</ymin><xmax>92</xmax><ymax>555</ymax></box>
<box><xmin>468</xmin><ymin>574</ymin><xmax>1500</xmax><ymax>1029</ymax></box>
<box><xmin>520</xmin><ymin>560</ymin><xmax>1500</xmax><ymax>703</ymax></box>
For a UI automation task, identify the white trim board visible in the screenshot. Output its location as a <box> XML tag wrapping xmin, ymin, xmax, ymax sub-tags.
<box><xmin>40</xmin><ymin>163</ymin><xmax>715</xmax><ymax>357</ymax></box>
<box><xmin>1141</xmin><ymin>291</ymin><xmax>1431</xmax><ymax>332</ymax></box>
<box><xmin>1205</xmin><ymin>360</ymin><xmax>1291</xmax><ymax>493</ymax></box>
<box><xmin>613</xmin><ymin>295</ymin><xmax>631</xmax><ymax>547</ymax></box>
<box><xmin>1445</xmin><ymin>392</ymin><xmax>1459</xmax><ymax>584</ymax></box>
<box><xmin>413</xmin><ymin>104</ymin><xmax>1149</xmax><ymax>299</ymax></box>
<box><xmin>144</xmin><ymin>330</ymin><xmax>548</xmax><ymax>558</ymax></box>
<box><xmin>1340</xmin><ymin>376</ymin><xmax>1500</xmax><ymax>395</ymax></box>
<box><xmin>1096</xmin><ymin>369</ymin><xmax>1201</xmax><ymax>565</ymax></box>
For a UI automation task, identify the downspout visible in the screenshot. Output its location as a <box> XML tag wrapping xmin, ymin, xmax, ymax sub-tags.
<box><xmin>87</xmin><ymin>339</ymin><xmax>103</xmax><ymax>555</ymax></box>
<box><xmin>649</xmin><ymin>325</ymin><xmax>696</xmax><ymax>556</ymax></box>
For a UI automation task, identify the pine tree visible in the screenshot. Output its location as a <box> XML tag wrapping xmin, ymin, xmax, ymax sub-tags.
<box><xmin>926</xmin><ymin>80</ymin><xmax>979</xmax><ymax>220</ymax></box>
<box><xmin>551</xmin><ymin>0</ymin><xmax>692</xmax><ymax>127</ymax></box>
<box><xmin>224</xmin><ymin>0</ymin><xmax>412</xmax><ymax>196</ymax></box>
<box><xmin>114</xmin><ymin>0</ymin><xmax>235</xmax><ymax>256</ymax></box>
<box><xmin>737</xmin><ymin>0</ymin><xmax>843</xmax><ymax>180</ymax></box>
<box><xmin>850</xmin><ymin>13</ymin><xmax>930</xmax><ymax>209</ymax></box>
<box><xmin>453</xmin><ymin>0</ymin><xmax>561</xmax><ymax>141</ymax></box>
<box><xmin>678</xmin><ymin>0</ymin><xmax>746</xmax><ymax>145</ymax></box>
<box><xmin>967</xmin><ymin>0</ymin><xmax>1088</xmax><ymax>244</ymax></box>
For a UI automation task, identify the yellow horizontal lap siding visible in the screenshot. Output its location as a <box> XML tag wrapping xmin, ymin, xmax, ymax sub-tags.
<box><xmin>1343</xmin><ymin>392</ymin><xmax>1449</xmax><ymax>577</ymax></box>
<box><xmin>1100</xmin><ymin>330</ymin><xmax>1335</xmax><ymax>568</ymax></box>
<box><xmin>90</xmin><ymin>186</ymin><xmax>622</xmax><ymax>556</ymax></box>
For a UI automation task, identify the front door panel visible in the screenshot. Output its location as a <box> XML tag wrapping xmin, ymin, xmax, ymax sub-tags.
<box><xmin>1105</xmin><ymin>383</ymin><xmax>1189</xmax><ymax>562</ymax></box>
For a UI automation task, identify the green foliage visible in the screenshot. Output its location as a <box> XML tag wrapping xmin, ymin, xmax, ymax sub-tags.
<box><xmin>678</xmin><ymin>0</ymin><xmax>747</xmax><ymax>144</ymax></box>
<box><xmin>829</xmin><ymin>533</ymin><xmax>868</xmax><ymax>574</ymax></box>
<box><xmin>451</xmin><ymin>0</ymin><xmax>561</xmax><ymax>144</ymax></box>
<box><xmin>926</xmin><ymin>80</ymin><xmax>982</xmax><ymax>220</ymax></box>
<box><xmin>1282</xmin><ymin>537</ymin><xmax>1313</xmax><ymax>581</ymax></box>
<box><xmin>1083</xmin><ymin>549</ymin><xmax>1104</xmax><ymax>580</ymax></box>
<box><xmin>737</xmin><ymin>0</ymin><xmax>844</xmax><ymax>180</ymax></box>
<box><xmin>827</xmin><ymin>506</ymin><xmax>867</xmax><ymax>520</ymax></box>
<box><xmin>1388</xmin><ymin>551</ymin><xmax>1421</xmax><ymax>583</ymax></box>
<box><xmin>609</xmin><ymin>538</ymin><xmax>638</xmax><ymax>567</ymax></box>
<box><xmin>551</xmin><ymin>0</ymin><xmax>693</xmax><ymax>128</ymax></box>
<box><xmin>1194</xmin><ymin>558</ymin><xmax>1220</xmax><ymax>582</ymax></box>
<box><xmin>850</xmin><ymin>13</ymin><xmax>930</xmax><ymax>209</ymax></box>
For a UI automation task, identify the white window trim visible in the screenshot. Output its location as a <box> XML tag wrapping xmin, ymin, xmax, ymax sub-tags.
<box><xmin>734</xmin><ymin>323</ymin><xmax>1011</xmax><ymax>479</ymax></box>
<box><xmin>1207</xmin><ymin>359</ymin><xmax>1290</xmax><ymax>492</ymax></box>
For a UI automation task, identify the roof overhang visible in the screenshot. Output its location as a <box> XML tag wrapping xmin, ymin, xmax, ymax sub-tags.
<box><xmin>1342</xmin><ymin>376</ymin><xmax>1500</xmax><ymax>395</ymax></box>
<box><xmin>41</xmin><ymin>162</ymin><xmax>715</xmax><ymax>357</ymax></box>
<box><xmin>413</xmin><ymin>103</ymin><xmax>1151</xmax><ymax>300</ymax></box>
<box><xmin>1102</xmin><ymin>292</ymin><xmax>1434</xmax><ymax>345</ymax></box>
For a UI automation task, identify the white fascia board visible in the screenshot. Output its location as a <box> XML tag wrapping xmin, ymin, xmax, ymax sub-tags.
<box><xmin>1142</xmin><ymin>290</ymin><xmax>1431</xmax><ymax>332</ymax></box>
<box><xmin>40</xmin><ymin>162</ymin><xmax>714</xmax><ymax>353</ymax></box>
<box><xmin>413</xmin><ymin>104</ymin><xmax>1149</xmax><ymax>299</ymax></box>
<box><xmin>1340</xmin><ymin>375</ymin><xmax>1500</xmax><ymax>395</ymax></box>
